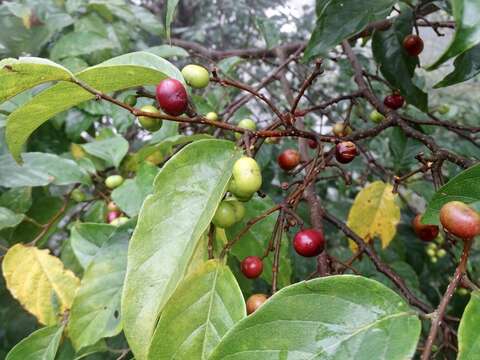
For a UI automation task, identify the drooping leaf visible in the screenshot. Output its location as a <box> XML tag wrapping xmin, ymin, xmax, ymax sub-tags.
<box><xmin>458</xmin><ymin>291</ymin><xmax>480</xmax><ymax>360</ymax></box>
<box><xmin>209</xmin><ymin>275</ymin><xmax>421</xmax><ymax>360</ymax></box>
<box><xmin>0</xmin><ymin>207</ymin><xmax>24</xmax><ymax>230</ymax></box>
<box><xmin>82</xmin><ymin>135</ymin><xmax>129</xmax><ymax>168</ymax></box>
<box><xmin>428</xmin><ymin>0</ymin><xmax>480</xmax><ymax>70</ymax></box>
<box><xmin>6</xmin><ymin>51</ymin><xmax>184</xmax><ymax>162</ymax></box>
<box><xmin>347</xmin><ymin>181</ymin><xmax>401</xmax><ymax>251</ymax></box>
<box><xmin>68</xmin><ymin>225</ymin><xmax>132</xmax><ymax>350</ymax></box>
<box><xmin>423</xmin><ymin>163</ymin><xmax>480</xmax><ymax>225</ymax></box>
<box><xmin>5</xmin><ymin>324</ymin><xmax>65</xmax><ymax>360</ymax></box>
<box><xmin>2</xmin><ymin>244</ymin><xmax>80</xmax><ymax>325</ymax></box>
<box><xmin>434</xmin><ymin>44</ymin><xmax>480</xmax><ymax>87</ymax></box>
<box><xmin>304</xmin><ymin>0</ymin><xmax>395</xmax><ymax>61</ymax></box>
<box><xmin>122</xmin><ymin>139</ymin><xmax>242</xmax><ymax>360</ymax></box>
<box><xmin>70</xmin><ymin>223</ymin><xmax>116</xmax><ymax>269</ymax></box>
<box><xmin>165</xmin><ymin>0</ymin><xmax>180</xmax><ymax>40</ymax></box>
<box><xmin>148</xmin><ymin>260</ymin><xmax>246</xmax><ymax>360</ymax></box>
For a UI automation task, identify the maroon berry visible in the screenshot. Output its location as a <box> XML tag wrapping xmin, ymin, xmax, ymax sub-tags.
<box><xmin>439</xmin><ymin>201</ymin><xmax>480</xmax><ymax>239</ymax></box>
<box><xmin>278</xmin><ymin>149</ymin><xmax>301</xmax><ymax>171</ymax></box>
<box><xmin>308</xmin><ymin>139</ymin><xmax>318</xmax><ymax>149</ymax></box>
<box><xmin>412</xmin><ymin>214</ymin><xmax>439</xmax><ymax>242</ymax></box>
<box><xmin>155</xmin><ymin>78</ymin><xmax>188</xmax><ymax>116</ymax></box>
<box><xmin>384</xmin><ymin>94</ymin><xmax>405</xmax><ymax>110</ymax></box>
<box><xmin>293</xmin><ymin>229</ymin><xmax>325</xmax><ymax>257</ymax></box>
<box><xmin>403</xmin><ymin>34</ymin><xmax>424</xmax><ymax>57</ymax></box>
<box><xmin>107</xmin><ymin>211</ymin><xmax>120</xmax><ymax>223</ymax></box>
<box><xmin>241</xmin><ymin>256</ymin><xmax>263</xmax><ymax>279</ymax></box>
<box><xmin>246</xmin><ymin>294</ymin><xmax>268</xmax><ymax>314</ymax></box>
<box><xmin>335</xmin><ymin>141</ymin><xmax>357</xmax><ymax>164</ymax></box>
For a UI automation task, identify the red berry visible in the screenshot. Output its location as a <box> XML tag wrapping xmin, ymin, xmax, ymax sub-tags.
<box><xmin>440</xmin><ymin>201</ymin><xmax>480</xmax><ymax>239</ymax></box>
<box><xmin>335</xmin><ymin>141</ymin><xmax>357</xmax><ymax>164</ymax></box>
<box><xmin>384</xmin><ymin>94</ymin><xmax>405</xmax><ymax>110</ymax></box>
<box><xmin>293</xmin><ymin>229</ymin><xmax>325</xmax><ymax>257</ymax></box>
<box><xmin>403</xmin><ymin>34</ymin><xmax>424</xmax><ymax>57</ymax></box>
<box><xmin>155</xmin><ymin>78</ymin><xmax>188</xmax><ymax>116</ymax></box>
<box><xmin>412</xmin><ymin>214</ymin><xmax>439</xmax><ymax>242</ymax></box>
<box><xmin>107</xmin><ymin>211</ymin><xmax>120</xmax><ymax>223</ymax></box>
<box><xmin>308</xmin><ymin>139</ymin><xmax>318</xmax><ymax>149</ymax></box>
<box><xmin>241</xmin><ymin>256</ymin><xmax>263</xmax><ymax>279</ymax></box>
<box><xmin>278</xmin><ymin>149</ymin><xmax>301</xmax><ymax>171</ymax></box>
<box><xmin>246</xmin><ymin>293</ymin><xmax>268</xmax><ymax>314</ymax></box>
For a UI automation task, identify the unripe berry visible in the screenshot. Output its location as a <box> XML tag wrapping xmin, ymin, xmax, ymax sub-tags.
<box><xmin>105</xmin><ymin>175</ymin><xmax>124</xmax><ymax>189</ymax></box>
<box><xmin>412</xmin><ymin>214</ymin><xmax>439</xmax><ymax>242</ymax></box>
<box><xmin>71</xmin><ymin>189</ymin><xmax>86</xmax><ymax>202</ymax></box>
<box><xmin>246</xmin><ymin>294</ymin><xmax>268</xmax><ymax>314</ymax></box>
<box><xmin>155</xmin><ymin>78</ymin><xmax>188</xmax><ymax>116</ymax></box>
<box><xmin>205</xmin><ymin>112</ymin><xmax>218</xmax><ymax>121</ymax></box>
<box><xmin>403</xmin><ymin>34</ymin><xmax>424</xmax><ymax>57</ymax></box>
<box><xmin>181</xmin><ymin>64</ymin><xmax>210</xmax><ymax>89</ymax></box>
<box><xmin>235</xmin><ymin>119</ymin><xmax>256</xmax><ymax>139</ymax></box>
<box><xmin>369</xmin><ymin>110</ymin><xmax>385</xmax><ymax>123</ymax></box>
<box><xmin>439</xmin><ymin>201</ymin><xmax>480</xmax><ymax>239</ymax></box>
<box><xmin>110</xmin><ymin>216</ymin><xmax>129</xmax><ymax>226</ymax></box>
<box><xmin>107</xmin><ymin>201</ymin><xmax>119</xmax><ymax>212</ymax></box>
<box><xmin>227</xmin><ymin>200</ymin><xmax>245</xmax><ymax>222</ymax></box>
<box><xmin>138</xmin><ymin>105</ymin><xmax>162</xmax><ymax>131</ymax></box>
<box><xmin>231</xmin><ymin>156</ymin><xmax>262</xmax><ymax>196</ymax></box>
<box><xmin>437</xmin><ymin>104</ymin><xmax>450</xmax><ymax>115</ymax></box>
<box><xmin>384</xmin><ymin>94</ymin><xmax>405</xmax><ymax>110</ymax></box>
<box><xmin>332</xmin><ymin>122</ymin><xmax>352</xmax><ymax>137</ymax></box>
<box><xmin>293</xmin><ymin>229</ymin><xmax>325</xmax><ymax>257</ymax></box>
<box><xmin>278</xmin><ymin>149</ymin><xmax>301</xmax><ymax>171</ymax></box>
<box><xmin>212</xmin><ymin>201</ymin><xmax>237</xmax><ymax>228</ymax></box>
<box><xmin>241</xmin><ymin>256</ymin><xmax>263</xmax><ymax>279</ymax></box>
<box><xmin>335</xmin><ymin>141</ymin><xmax>357</xmax><ymax>164</ymax></box>
<box><xmin>124</xmin><ymin>94</ymin><xmax>137</xmax><ymax>107</ymax></box>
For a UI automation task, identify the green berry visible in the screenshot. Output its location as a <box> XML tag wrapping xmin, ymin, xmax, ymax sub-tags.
<box><xmin>182</xmin><ymin>64</ymin><xmax>210</xmax><ymax>89</ymax></box>
<box><xmin>71</xmin><ymin>189</ymin><xmax>86</xmax><ymax>202</ymax></box>
<box><xmin>231</xmin><ymin>156</ymin><xmax>262</xmax><ymax>195</ymax></box>
<box><xmin>110</xmin><ymin>216</ymin><xmax>129</xmax><ymax>226</ymax></box>
<box><xmin>138</xmin><ymin>105</ymin><xmax>162</xmax><ymax>132</ymax></box>
<box><xmin>369</xmin><ymin>110</ymin><xmax>385</xmax><ymax>123</ymax></box>
<box><xmin>235</xmin><ymin>119</ymin><xmax>256</xmax><ymax>139</ymax></box>
<box><xmin>105</xmin><ymin>175</ymin><xmax>124</xmax><ymax>189</ymax></box>
<box><xmin>437</xmin><ymin>104</ymin><xmax>450</xmax><ymax>115</ymax></box>
<box><xmin>227</xmin><ymin>200</ymin><xmax>245</xmax><ymax>222</ymax></box>
<box><xmin>426</xmin><ymin>248</ymin><xmax>436</xmax><ymax>257</ymax></box>
<box><xmin>213</xmin><ymin>201</ymin><xmax>237</xmax><ymax>228</ymax></box>
<box><xmin>124</xmin><ymin>95</ymin><xmax>137</xmax><ymax>107</ymax></box>
<box><xmin>437</xmin><ymin>249</ymin><xmax>447</xmax><ymax>258</ymax></box>
<box><xmin>205</xmin><ymin>112</ymin><xmax>219</xmax><ymax>121</ymax></box>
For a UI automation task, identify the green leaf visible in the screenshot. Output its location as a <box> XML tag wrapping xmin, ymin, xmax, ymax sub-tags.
<box><xmin>0</xmin><ymin>207</ymin><xmax>24</xmax><ymax>230</ymax></box>
<box><xmin>0</xmin><ymin>153</ymin><xmax>91</xmax><ymax>187</ymax></box>
<box><xmin>304</xmin><ymin>0</ymin><xmax>395</xmax><ymax>61</ymax></box>
<box><xmin>145</xmin><ymin>45</ymin><xmax>189</xmax><ymax>58</ymax></box>
<box><xmin>428</xmin><ymin>0</ymin><xmax>480</xmax><ymax>70</ymax></box>
<box><xmin>0</xmin><ymin>57</ymin><xmax>73</xmax><ymax>104</ymax></box>
<box><xmin>434</xmin><ymin>44</ymin><xmax>480</xmax><ymax>87</ymax></box>
<box><xmin>149</xmin><ymin>121</ymin><xmax>179</xmax><ymax>144</ymax></box>
<box><xmin>70</xmin><ymin>223</ymin><xmax>116</xmax><ymax>269</ymax></box>
<box><xmin>165</xmin><ymin>0</ymin><xmax>180</xmax><ymax>40</ymax></box>
<box><xmin>6</xmin><ymin>324</ymin><xmax>64</xmax><ymax>360</ymax></box>
<box><xmin>6</xmin><ymin>51</ymin><xmax>183</xmax><ymax>162</ymax></box>
<box><xmin>458</xmin><ymin>291</ymin><xmax>480</xmax><ymax>359</ymax></box>
<box><xmin>68</xmin><ymin>225</ymin><xmax>132</xmax><ymax>350</ymax></box>
<box><xmin>51</xmin><ymin>32</ymin><xmax>116</xmax><ymax>60</ymax></box>
<box><xmin>423</xmin><ymin>164</ymin><xmax>480</xmax><ymax>225</ymax></box>
<box><xmin>122</xmin><ymin>139</ymin><xmax>242</xmax><ymax>360</ymax></box>
<box><xmin>226</xmin><ymin>195</ymin><xmax>292</xmax><ymax>288</ymax></box>
<box><xmin>82</xmin><ymin>135</ymin><xmax>129</xmax><ymax>168</ymax></box>
<box><xmin>209</xmin><ymin>275</ymin><xmax>421</xmax><ymax>360</ymax></box>
<box><xmin>372</xmin><ymin>9</ymin><xmax>428</xmax><ymax>111</ymax></box>
<box><xmin>389</xmin><ymin>127</ymin><xmax>424</xmax><ymax>172</ymax></box>
<box><xmin>148</xmin><ymin>260</ymin><xmax>246</xmax><ymax>359</ymax></box>
<box><xmin>111</xmin><ymin>162</ymin><xmax>158</xmax><ymax>217</ymax></box>
<box><xmin>0</xmin><ymin>187</ymin><xmax>32</xmax><ymax>213</ymax></box>
<box><xmin>255</xmin><ymin>17</ymin><xmax>280</xmax><ymax>49</ymax></box>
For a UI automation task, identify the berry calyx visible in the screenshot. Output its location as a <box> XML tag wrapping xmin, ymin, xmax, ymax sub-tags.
<box><xmin>403</xmin><ymin>34</ymin><xmax>424</xmax><ymax>57</ymax></box>
<box><xmin>369</xmin><ymin>110</ymin><xmax>385</xmax><ymax>123</ymax></box>
<box><xmin>412</xmin><ymin>214</ymin><xmax>439</xmax><ymax>242</ymax></box>
<box><xmin>107</xmin><ymin>211</ymin><xmax>121</xmax><ymax>223</ymax></box>
<box><xmin>439</xmin><ymin>201</ymin><xmax>480</xmax><ymax>239</ymax></box>
<box><xmin>124</xmin><ymin>94</ymin><xmax>137</xmax><ymax>107</ymax></box>
<box><xmin>138</xmin><ymin>105</ymin><xmax>162</xmax><ymax>131</ymax></box>
<box><xmin>332</xmin><ymin>122</ymin><xmax>352</xmax><ymax>137</ymax></box>
<box><xmin>105</xmin><ymin>175</ymin><xmax>124</xmax><ymax>189</ymax></box>
<box><xmin>335</xmin><ymin>141</ymin><xmax>357</xmax><ymax>164</ymax></box>
<box><xmin>293</xmin><ymin>228</ymin><xmax>325</xmax><ymax>257</ymax></box>
<box><xmin>212</xmin><ymin>201</ymin><xmax>237</xmax><ymax>228</ymax></box>
<box><xmin>278</xmin><ymin>149</ymin><xmax>301</xmax><ymax>171</ymax></box>
<box><xmin>246</xmin><ymin>294</ymin><xmax>268</xmax><ymax>314</ymax></box>
<box><xmin>205</xmin><ymin>112</ymin><xmax>218</xmax><ymax>121</ymax></box>
<box><xmin>235</xmin><ymin>118</ymin><xmax>257</xmax><ymax>139</ymax></box>
<box><xmin>384</xmin><ymin>94</ymin><xmax>405</xmax><ymax>110</ymax></box>
<box><xmin>181</xmin><ymin>64</ymin><xmax>210</xmax><ymax>89</ymax></box>
<box><xmin>155</xmin><ymin>78</ymin><xmax>188</xmax><ymax>116</ymax></box>
<box><xmin>241</xmin><ymin>256</ymin><xmax>263</xmax><ymax>279</ymax></box>
<box><xmin>308</xmin><ymin>139</ymin><xmax>318</xmax><ymax>149</ymax></box>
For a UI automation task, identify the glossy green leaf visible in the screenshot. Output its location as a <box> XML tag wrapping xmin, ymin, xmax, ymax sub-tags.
<box><xmin>0</xmin><ymin>207</ymin><xmax>24</xmax><ymax>230</ymax></box>
<box><xmin>304</xmin><ymin>0</ymin><xmax>395</xmax><ymax>61</ymax></box>
<box><xmin>423</xmin><ymin>163</ymin><xmax>480</xmax><ymax>225</ymax></box>
<box><xmin>210</xmin><ymin>275</ymin><xmax>421</xmax><ymax>360</ymax></box>
<box><xmin>6</xmin><ymin>51</ymin><xmax>183</xmax><ymax>162</ymax></box>
<box><xmin>389</xmin><ymin>127</ymin><xmax>424</xmax><ymax>172</ymax></box>
<box><xmin>428</xmin><ymin>0</ymin><xmax>480</xmax><ymax>70</ymax></box>
<box><xmin>458</xmin><ymin>291</ymin><xmax>480</xmax><ymax>359</ymax></box>
<box><xmin>82</xmin><ymin>135</ymin><xmax>129</xmax><ymax>168</ymax></box>
<box><xmin>51</xmin><ymin>32</ymin><xmax>115</xmax><ymax>60</ymax></box>
<box><xmin>68</xmin><ymin>225</ymin><xmax>132</xmax><ymax>350</ymax></box>
<box><xmin>226</xmin><ymin>195</ymin><xmax>292</xmax><ymax>288</ymax></box>
<box><xmin>165</xmin><ymin>0</ymin><xmax>180</xmax><ymax>40</ymax></box>
<box><xmin>148</xmin><ymin>260</ymin><xmax>246</xmax><ymax>360</ymax></box>
<box><xmin>0</xmin><ymin>57</ymin><xmax>72</xmax><ymax>104</ymax></box>
<box><xmin>372</xmin><ymin>9</ymin><xmax>427</xmax><ymax>111</ymax></box>
<box><xmin>6</xmin><ymin>324</ymin><xmax>64</xmax><ymax>360</ymax></box>
<box><xmin>122</xmin><ymin>139</ymin><xmax>242</xmax><ymax>360</ymax></box>
<box><xmin>0</xmin><ymin>187</ymin><xmax>32</xmax><ymax>213</ymax></box>
<box><xmin>145</xmin><ymin>45</ymin><xmax>189</xmax><ymax>58</ymax></box>
<box><xmin>434</xmin><ymin>44</ymin><xmax>480</xmax><ymax>87</ymax></box>
<box><xmin>0</xmin><ymin>153</ymin><xmax>91</xmax><ymax>187</ymax></box>
<box><xmin>70</xmin><ymin>223</ymin><xmax>116</xmax><ymax>269</ymax></box>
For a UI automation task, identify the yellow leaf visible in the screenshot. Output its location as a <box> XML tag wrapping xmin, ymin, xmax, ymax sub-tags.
<box><xmin>2</xmin><ymin>244</ymin><xmax>80</xmax><ymax>325</ymax></box>
<box><xmin>347</xmin><ymin>181</ymin><xmax>400</xmax><ymax>252</ymax></box>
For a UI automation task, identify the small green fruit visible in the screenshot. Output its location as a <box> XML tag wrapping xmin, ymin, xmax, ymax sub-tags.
<box><xmin>426</xmin><ymin>248</ymin><xmax>436</xmax><ymax>257</ymax></box>
<box><xmin>232</xmin><ymin>156</ymin><xmax>262</xmax><ymax>195</ymax></box>
<box><xmin>437</xmin><ymin>249</ymin><xmax>447</xmax><ymax>258</ymax></box>
<box><xmin>369</xmin><ymin>110</ymin><xmax>385</xmax><ymax>123</ymax></box>
<box><xmin>332</xmin><ymin>122</ymin><xmax>352</xmax><ymax>137</ymax></box>
<box><xmin>227</xmin><ymin>200</ymin><xmax>245</xmax><ymax>222</ymax></box>
<box><xmin>182</xmin><ymin>64</ymin><xmax>210</xmax><ymax>89</ymax></box>
<box><xmin>458</xmin><ymin>288</ymin><xmax>468</xmax><ymax>296</ymax></box>
<box><xmin>205</xmin><ymin>112</ymin><xmax>219</xmax><ymax>121</ymax></box>
<box><xmin>105</xmin><ymin>175</ymin><xmax>124</xmax><ymax>189</ymax></box>
<box><xmin>235</xmin><ymin>119</ymin><xmax>257</xmax><ymax>139</ymax></box>
<box><xmin>71</xmin><ymin>189</ymin><xmax>86</xmax><ymax>202</ymax></box>
<box><xmin>110</xmin><ymin>216</ymin><xmax>129</xmax><ymax>226</ymax></box>
<box><xmin>124</xmin><ymin>95</ymin><xmax>137</xmax><ymax>107</ymax></box>
<box><xmin>437</xmin><ymin>104</ymin><xmax>450</xmax><ymax>115</ymax></box>
<box><xmin>213</xmin><ymin>201</ymin><xmax>237</xmax><ymax>228</ymax></box>
<box><xmin>138</xmin><ymin>105</ymin><xmax>162</xmax><ymax>131</ymax></box>
<box><xmin>430</xmin><ymin>256</ymin><xmax>438</xmax><ymax>264</ymax></box>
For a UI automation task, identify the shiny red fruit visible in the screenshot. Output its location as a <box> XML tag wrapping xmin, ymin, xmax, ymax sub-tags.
<box><xmin>403</xmin><ymin>34</ymin><xmax>424</xmax><ymax>57</ymax></box>
<box><xmin>246</xmin><ymin>294</ymin><xmax>268</xmax><ymax>314</ymax></box>
<box><xmin>335</xmin><ymin>141</ymin><xmax>357</xmax><ymax>164</ymax></box>
<box><xmin>293</xmin><ymin>229</ymin><xmax>325</xmax><ymax>257</ymax></box>
<box><xmin>155</xmin><ymin>78</ymin><xmax>188</xmax><ymax>116</ymax></box>
<box><xmin>241</xmin><ymin>256</ymin><xmax>263</xmax><ymax>279</ymax></box>
<box><xmin>278</xmin><ymin>149</ymin><xmax>301</xmax><ymax>171</ymax></box>
<box><xmin>412</xmin><ymin>214</ymin><xmax>439</xmax><ymax>242</ymax></box>
<box><xmin>440</xmin><ymin>201</ymin><xmax>480</xmax><ymax>239</ymax></box>
<box><xmin>308</xmin><ymin>139</ymin><xmax>318</xmax><ymax>149</ymax></box>
<box><xmin>107</xmin><ymin>211</ymin><xmax>120</xmax><ymax>223</ymax></box>
<box><xmin>384</xmin><ymin>94</ymin><xmax>405</xmax><ymax>110</ymax></box>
